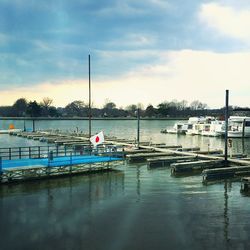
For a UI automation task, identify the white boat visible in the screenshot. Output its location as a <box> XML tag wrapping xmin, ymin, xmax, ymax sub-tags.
<box><xmin>0</xmin><ymin>129</ymin><xmax>22</xmax><ymax>134</ymax></box>
<box><xmin>201</xmin><ymin>121</ymin><xmax>225</xmax><ymax>137</ymax></box>
<box><xmin>185</xmin><ymin>116</ymin><xmax>225</xmax><ymax>136</ymax></box>
<box><xmin>186</xmin><ymin>123</ymin><xmax>204</xmax><ymax>135</ymax></box>
<box><xmin>228</xmin><ymin>116</ymin><xmax>250</xmax><ymax>138</ymax></box>
<box><xmin>166</xmin><ymin>122</ymin><xmax>189</xmax><ymax>134</ymax></box>
<box><xmin>185</xmin><ymin>117</ymin><xmax>214</xmax><ymax>135</ymax></box>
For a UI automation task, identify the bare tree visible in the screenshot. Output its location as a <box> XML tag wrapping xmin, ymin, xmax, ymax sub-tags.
<box><xmin>42</xmin><ymin>97</ymin><xmax>53</xmax><ymax>108</ymax></box>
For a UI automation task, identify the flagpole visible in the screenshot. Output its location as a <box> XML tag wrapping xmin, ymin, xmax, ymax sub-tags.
<box><xmin>88</xmin><ymin>54</ymin><xmax>92</xmax><ymax>153</ymax></box>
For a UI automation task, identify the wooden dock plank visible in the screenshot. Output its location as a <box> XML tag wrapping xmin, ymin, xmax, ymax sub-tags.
<box><xmin>202</xmin><ymin>165</ymin><xmax>250</xmax><ymax>182</ymax></box>
<box><xmin>171</xmin><ymin>159</ymin><xmax>225</xmax><ymax>174</ymax></box>
<box><xmin>126</xmin><ymin>152</ymin><xmax>176</xmax><ymax>163</ymax></box>
<box><xmin>147</xmin><ymin>155</ymin><xmax>198</xmax><ymax>168</ymax></box>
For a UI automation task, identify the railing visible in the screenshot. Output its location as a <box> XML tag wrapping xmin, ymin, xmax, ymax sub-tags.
<box><xmin>0</xmin><ymin>144</ymin><xmax>125</xmax><ymax>160</ymax></box>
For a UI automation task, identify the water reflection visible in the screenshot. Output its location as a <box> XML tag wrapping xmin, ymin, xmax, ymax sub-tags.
<box><xmin>136</xmin><ymin>166</ymin><xmax>141</xmax><ymax>201</ymax></box>
<box><xmin>223</xmin><ymin>181</ymin><xmax>230</xmax><ymax>243</ymax></box>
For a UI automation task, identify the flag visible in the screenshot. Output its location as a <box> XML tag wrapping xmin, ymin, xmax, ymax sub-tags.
<box><xmin>90</xmin><ymin>131</ymin><xmax>104</xmax><ymax>147</ymax></box>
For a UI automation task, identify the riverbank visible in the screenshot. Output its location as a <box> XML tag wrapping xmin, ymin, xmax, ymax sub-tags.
<box><xmin>0</xmin><ymin>116</ymin><xmax>187</xmax><ymax>121</ymax></box>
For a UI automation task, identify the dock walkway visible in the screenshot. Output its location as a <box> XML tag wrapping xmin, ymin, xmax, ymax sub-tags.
<box><xmin>6</xmin><ymin>130</ymin><xmax>250</xmax><ymax>186</ymax></box>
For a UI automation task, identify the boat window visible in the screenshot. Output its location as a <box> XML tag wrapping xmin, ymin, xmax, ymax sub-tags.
<box><xmin>245</xmin><ymin>121</ymin><xmax>250</xmax><ymax>127</ymax></box>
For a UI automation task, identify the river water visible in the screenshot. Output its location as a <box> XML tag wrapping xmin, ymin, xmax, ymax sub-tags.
<box><xmin>1</xmin><ymin>120</ymin><xmax>250</xmax><ymax>250</ymax></box>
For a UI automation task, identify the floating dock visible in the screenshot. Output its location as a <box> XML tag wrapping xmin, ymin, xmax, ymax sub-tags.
<box><xmin>202</xmin><ymin>165</ymin><xmax>250</xmax><ymax>182</ymax></box>
<box><xmin>147</xmin><ymin>155</ymin><xmax>198</xmax><ymax>169</ymax></box>
<box><xmin>171</xmin><ymin>159</ymin><xmax>225</xmax><ymax>175</ymax></box>
<box><xmin>0</xmin><ymin>154</ymin><xmax>122</xmax><ymax>184</ymax></box>
<box><xmin>5</xmin><ymin>130</ymin><xmax>250</xmax><ymax>189</ymax></box>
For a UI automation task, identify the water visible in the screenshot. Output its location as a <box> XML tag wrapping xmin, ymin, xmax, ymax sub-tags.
<box><xmin>1</xmin><ymin>119</ymin><xmax>250</xmax><ymax>154</ymax></box>
<box><xmin>1</xmin><ymin>119</ymin><xmax>250</xmax><ymax>250</ymax></box>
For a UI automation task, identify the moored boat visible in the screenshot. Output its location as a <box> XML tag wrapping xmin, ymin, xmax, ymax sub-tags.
<box><xmin>0</xmin><ymin>129</ymin><xmax>22</xmax><ymax>134</ymax></box>
<box><xmin>166</xmin><ymin>122</ymin><xmax>189</xmax><ymax>134</ymax></box>
<box><xmin>228</xmin><ymin>116</ymin><xmax>250</xmax><ymax>138</ymax></box>
<box><xmin>201</xmin><ymin>121</ymin><xmax>225</xmax><ymax>137</ymax></box>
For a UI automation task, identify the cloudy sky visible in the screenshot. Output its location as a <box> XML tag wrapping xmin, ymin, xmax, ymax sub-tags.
<box><xmin>1</xmin><ymin>0</ymin><xmax>250</xmax><ymax>108</ymax></box>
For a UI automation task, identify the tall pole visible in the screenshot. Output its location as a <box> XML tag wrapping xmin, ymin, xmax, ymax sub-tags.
<box><xmin>137</xmin><ymin>108</ymin><xmax>140</xmax><ymax>148</ymax></box>
<box><xmin>88</xmin><ymin>54</ymin><xmax>92</xmax><ymax>143</ymax></box>
<box><xmin>224</xmin><ymin>90</ymin><xmax>229</xmax><ymax>162</ymax></box>
<box><xmin>32</xmin><ymin>119</ymin><xmax>35</xmax><ymax>132</ymax></box>
<box><xmin>23</xmin><ymin>119</ymin><xmax>26</xmax><ymax>132</ymax></box>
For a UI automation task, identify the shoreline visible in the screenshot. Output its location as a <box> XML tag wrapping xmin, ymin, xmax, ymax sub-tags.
<box><xmin>0</xmin><ymin>117</ymin><xmax>187</xmax><ymax>121</ymax></box>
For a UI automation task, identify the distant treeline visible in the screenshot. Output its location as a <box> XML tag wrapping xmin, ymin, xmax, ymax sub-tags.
<box><xmin>0</xmin><ymin>97</ymin><xmax>250</xmax><ymax>118</ymax></box>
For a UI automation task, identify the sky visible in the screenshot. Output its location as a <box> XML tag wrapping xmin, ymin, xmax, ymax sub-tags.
<box><xmin>1</xmin><ymin>0</ymin><xmax>250</xmax><ymax>108</ymax></box>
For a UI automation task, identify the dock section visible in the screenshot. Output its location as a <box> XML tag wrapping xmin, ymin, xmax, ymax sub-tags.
<box><xmin>147</xmin><ymin>156</ymin><xmax>198</xmax><ymax>169</ymax></box>
<box><xmin>171</xmin><ymin>159</ymin><xmax>225</xmax><ymax>175</ymax></box>
<box><xmin>6</xmin><ymin>130</ymin><xmax>250</xmax><ymax>188</ymax></box>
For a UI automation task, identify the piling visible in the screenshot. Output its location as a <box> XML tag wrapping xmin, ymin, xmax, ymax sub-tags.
<box><xmin>224</xmin><ymin>89</ymin><xmax>229</xmax><ymax>162</ymax></box>
<box><xmin>241</xmin><ymin>177</ymin><xmax>250</xmax><ymax>193</ymax></box>
<box><xmin>0</xmin><ymin>157</ymin><xmax>2</xmax><ymax>174</ymax></box>
<box><xmin>88</xmin><ymin>54</ymin><xmax>92</xmax><ymax>148</ymax></box>
<box><xmin>242</xmin><ymin>118</ymin><xmax>246</xmax><ymax>138</ymax></box>
<box><xmin>137</xmin><ymin>108</ymin><xmax>140</xmax><ymax>148</ymax></box>
<box><xmin>32</xmin><ymin>119</ymin><xmax>35</xmax><ymax>132</ymax></box>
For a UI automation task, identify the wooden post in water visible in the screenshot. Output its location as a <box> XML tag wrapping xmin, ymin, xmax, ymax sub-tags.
<box><xmin>242</xmin><ymin>118</ymin><xmax>246</xmax><ymax>138</ymax></box>
<box><xmin>32</xmin><ymin>119</ymin><xmax>35</xmax><ymax>132</ymax></box>
<box><xmin>23</xmin><ymin>119</ymin><xmax>26</xmax><ymax>132</ymax></box>
<box><xmin>224</xmin><ymin>90</ymin><xmax>229</xmax><ymax>162</ymax></box>
<box><xmin>137</xmin><ymin>108</ymin><xmax>140</xmax><ymax>148</ymax></box>
<box><xmin>88</xmin><ymin>54</ymin><xmax>92</xmax><ymax>152</ymax></box>
<box><xmin>0</xmin><ymin>157</ymin><xmax>2</xmax><ymax>174</ymax></box>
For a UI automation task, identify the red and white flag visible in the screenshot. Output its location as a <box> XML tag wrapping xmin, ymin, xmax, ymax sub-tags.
<box><xmin>90</xmin><ymin>131</ymin><xmax>104</xmax><ymax>147</ymax></box>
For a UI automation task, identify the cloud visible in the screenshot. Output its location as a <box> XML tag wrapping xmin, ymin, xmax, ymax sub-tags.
<box><xmin>1</xmin><ymin>49</ymin><xmax>250</xmax><ymax>109</ymax></box>
<box><xmin>97</xmin><ymin>0</ymin><xmax>171</xmax><ymax>17</ymax></box>
<box><xmin>106</xmin><ymin>33</ymin><xmax>156</xmax><ymax>48</ymax></box>
<box><xmin>199</xmin><ymin>2</ymin><xmax>250</xmax><ymax>43</ymax></box>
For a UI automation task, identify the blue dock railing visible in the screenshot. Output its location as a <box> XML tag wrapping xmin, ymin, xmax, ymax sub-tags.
<box><xmin>46</xmin><ymin>146</ymin><xmax>124</xmax><ymax>168</ymax></box>
<box><xmin>0</xmin><ymin>144</ymin><xmax>124</xmax><ymax>161</ymax></box>
<box><xmin>0</xmin><ymin>145</ymin><xmax>125</xmax><ymax>171</ymax></box>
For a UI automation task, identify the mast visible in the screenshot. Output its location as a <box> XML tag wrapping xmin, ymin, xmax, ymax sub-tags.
<box><xmin>88</xmin><ymin>54</ymin><xmax>92</xmax><ymax>146</ymax></box>
<box><xmin>224</xmin><ymin>90</ymin><xmax>229</xmax><ymax>162</ymax></box>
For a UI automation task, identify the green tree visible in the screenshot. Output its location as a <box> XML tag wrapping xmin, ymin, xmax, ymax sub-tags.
<box><xmin>103</xmin><ymin>102</ymin><xmax>116</xmax><ymax>110</ymax></box>
<box><xmin>126</xmin><ymin>104</ymin><xmax>137</xmax><ymax>114</ymax></box>
<box><xmin>26</xmin><ymin>101</ymin><xmax>42</xmax><ymax>117</ymax></box>
<box><xmin>12</xmin><ymin>98</ymin><xmax>27</xmax><ymax>116</ymax></box>
<box><xmin>145</xmin><ymin>105</ymin><xmax>157</xmax><ymax>117</ymax></box>
<box><xmin>65</xmin><ymin>100</ymin><xmax>87</xmax><ymax>116</ymax></box>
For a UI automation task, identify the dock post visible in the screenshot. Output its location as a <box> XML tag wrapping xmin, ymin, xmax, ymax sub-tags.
<box><xmin>29</xmin><ymin>147</ymin><xmax>31</xmax><ymax>158</ymax></box>
<box><xmin>32</xmin><ymin>119</ymin><xmax>35</xmax><ymax>132</ymax></box>
<box><xmin>88</xmin><ymin>54</ymin><xmax>92</xmax><ymax>154</ymax></box>
<box><xmin>23</xmin><ymin>119</ymin><xmax>26</xmax><ymax>132</ymax></box>
<box><xmin>224</xmin><ymin>90</ymin><xmax>229</xmax><ymax>163</ymax></box>
<box><xmin>19</xmin><ymin>147</ymin><xmax>21</xmax><ymax>159</ymax></box>
<box><xmin>242</xmin><ymin>118</ymin><xmax>246</xmax><ymax>138</ymax></box>
<box><xmin>48</xmin><ymin>151</ymin><xmax>53</xmax><ymax>168</ymax></box>
<box><xmin>70</xmin><ymin>152</ymin><xmax>72</xmax><ymax>164</ymax></box>
<box><xmin>0</xmin><ymin>157</ymin><xmax>2</xmax><ymax>175</ymax></box>
<box><xmin>136</xmin><ymin>108</ymin><xmax>140</xmax><ymax>149</ymax></box>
